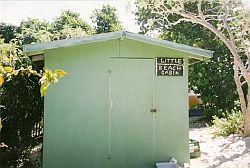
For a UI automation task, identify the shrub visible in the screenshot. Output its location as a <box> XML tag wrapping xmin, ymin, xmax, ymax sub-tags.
<box><xmin>0</xmin><ymin>74</ymin><xmax>43</xmax><ymax>167</ymax></box>
<box><xmin>212</xmin><ymin>111</ymin><xmax>243</xmax><ymax>136</ymax></box>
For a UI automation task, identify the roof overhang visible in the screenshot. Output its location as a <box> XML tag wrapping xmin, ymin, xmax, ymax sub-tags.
<box><xmin>23</xmin><ymin>31</ymin><xmax>213</xmax><ymax>61</ymax></box>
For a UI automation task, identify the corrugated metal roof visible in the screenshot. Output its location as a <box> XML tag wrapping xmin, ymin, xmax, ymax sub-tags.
<box><xmin>23</xmin><ymin>31</ymin><xmax>213</xmax><ymax>59</ymax></box>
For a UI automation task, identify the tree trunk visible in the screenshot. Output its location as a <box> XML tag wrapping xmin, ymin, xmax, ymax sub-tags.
<box><xmin>244</xmin><ymin>107</ymin><xmax>250</xmax><ymax>137</ymax></box>
<box><xmin>243</xmin><ymin>85</ymin><xmax>250</xmax><ymax>137</ymax></box>
<box><xmin>233</xmin><ymin>65</ymin><xmax>246</xmax><ymax>114</ymax></box>
<box><xmin>233</xmin><ymin>63</ymin><xmax>250</xmax><ymax>137</ymax></box>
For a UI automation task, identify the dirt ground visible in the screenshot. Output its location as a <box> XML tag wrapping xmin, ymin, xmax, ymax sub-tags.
<box><xmin>189</xmin><ymin>123</ymin><xmax>250</xmax><ymax>168</ymax></box>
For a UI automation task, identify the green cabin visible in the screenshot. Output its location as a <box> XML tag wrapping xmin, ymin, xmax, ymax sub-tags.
<box><xmin>23</xmin><ymin>31</ymin><xmax>212</xmax><ymax>168</ymax></box>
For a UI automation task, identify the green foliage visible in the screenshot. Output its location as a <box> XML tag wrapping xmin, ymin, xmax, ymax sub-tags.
<box><xmin>212</xmin><ymin>111</ymin><xmax>244</xmax><ymax>136</ymax></box>
<box><xmin>0</xmin><ymin>23</ymin><xmax>19</xmax><ymax>43</ymax></box>
<box><xmin>14</xmin><ymin>10</ymin><xmax>94</xmax><ymax>44</ymax></box>
<box><xmin>40</xmin><ymin>68</ymin><xmax>67</xmax><ymax>96</ymax></box>
<box><xmin>0</xmin><ymin>39</ymin><xmax>44</xmax><ymax>166</ymax></box>
<box><xmin>135</xmin><ymin>0</ymin><xmax>162</xmax><ymax>34</ymax></box>
<box><xmin>0</xmin><ymin>38</ymin><xmax>21</xmax><ymax>65</ymax></box>
<box><xmin>16</xmin><ymin>18</ymin><xmax>54</xmax><ymax>45</ymax></box>
<box><xmin>55</xmin><ymin>26</ymin><xmax>89</xmax><ymax>40</ymax></box>
<box><xmin>0</xmin><ymin>38</ymin><xmax>34</xmax><ymax>86</ymax></box>
<box><xmin>53</xmin><ymin>10</ymin><xmax>92</xmax><ymax>31</ymax></box>
<box><xmin>53</xmin><ymin>10</ymin><xmax>94</xmax><ymax>39</ymax></box>
<box><xmin>91</xmin><ymin>5</ymin><xmax>123</xmax><ymax>34</ymax></box>
<box><xmin>0</xmin><ymin>74</ymin><xmax>43</xmax><ymax>167</ymax></box>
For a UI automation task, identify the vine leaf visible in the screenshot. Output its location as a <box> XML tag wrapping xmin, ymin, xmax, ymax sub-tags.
<box><xmin>54</xmin><ymin>69</ymin><xmax>68</xmax><ymax>77</ymax></box>
<box><xmin>0</xmin><ymin>76</ymin><xmax>4</xmax><ymax>87</ymax></box>
<box><xmin>40</xmin><ymin>82</ymin><xmax>50</xmax><ymax>97</ymax></box>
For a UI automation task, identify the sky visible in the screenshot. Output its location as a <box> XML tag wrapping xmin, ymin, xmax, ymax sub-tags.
<box><xmin>0</xmin><ymin>0</ymin><xmax>140</xmax><ymax>33</ymax></box>
<box><xmin>1</xmin><ymin>0</ymin><xmax>250</xmax><ymax>34</ymax></box>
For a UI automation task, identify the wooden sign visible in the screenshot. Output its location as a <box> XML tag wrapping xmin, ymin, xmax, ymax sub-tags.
<box><xmin>156</xmin><ymin>57</ymin><xmax>184</xmax><ymax>76</ymax></box>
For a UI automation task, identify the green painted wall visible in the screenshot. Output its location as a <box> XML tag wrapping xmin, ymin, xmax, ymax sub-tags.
<box><xmin>44</xmin><ymin>38</ymin><xmax>189</xmax><ymax>168</ymax></box>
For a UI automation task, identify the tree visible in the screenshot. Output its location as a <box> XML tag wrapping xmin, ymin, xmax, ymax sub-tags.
<box><xmin>53</xmin><ymin>10</ymin><xmax>94</xmax><ymax>39</ymax></box>
<box><xmin>15</xmin><ymin>18</ymin><xmax>54</xmax><ymax>45</ymax></box>
<box><xmin>91</xmin><ymin>5</ymin><xmax>123</xmax><ymax>34</ymax></box>
<box><xmin>136</xmin><ymin>0</ymin><xmax>250</xmax><ymax>137</ymax></box>
<box><xmin>0</xmin><ymin>23</ymin><xmax>19</xmax><ymax>43</ymax></box>
<box><xmin>135</xmin><ymin>1</ymin><xmax>240</xmax><ymax>120</ymax></box>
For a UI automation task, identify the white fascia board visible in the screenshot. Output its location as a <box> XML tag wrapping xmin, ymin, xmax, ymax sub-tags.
<box><xmin>125</xmin><ymin>32</ymin><xmax>213</xmax><ymax>59</ymax></box>
<box><xmin>23</xmin><ymin>31</ymin><xmax>123</xmax><ymax>54</ymax></box>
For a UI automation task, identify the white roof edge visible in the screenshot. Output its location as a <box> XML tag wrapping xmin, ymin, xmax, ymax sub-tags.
<box><xmin>23</xmin><ymin>31</ymin><xmax>213</xmax><ymax>58</ymax></box>
<box><xmin>23</xmin><ymin>31</ymin><xmax>123</xmax><ymax>54</ymax></box>
<box><xmin>125</xmin><ymin>32</ymin><xmax>213</xmax><ymax>58</ymax></box>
